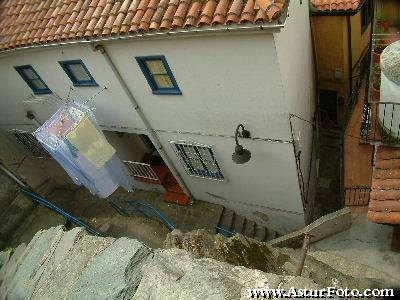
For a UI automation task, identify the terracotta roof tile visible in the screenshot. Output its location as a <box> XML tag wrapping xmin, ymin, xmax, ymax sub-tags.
<box><xmin>149</xmin><ymin>0</ymin><xmax>168</xmax><ymax>29</ymax></box>
<box><xmin>0</xmin><ymin>0</ymin><xmax>286</xmax><ymax>50</ymax></box>
<box><xmin>310</xmin><ymin>0</ymin><xmax>361</xmax><ymax>12</ymax></box>
<box><xmin>369</xmin><ymin>146</ymin><xmax>400</xmax><ymax>225</ymax></box>
<box><xmin>239</xmin><ymin>0</ymin><xmax>254</xmax><ymax>23</ymax></box>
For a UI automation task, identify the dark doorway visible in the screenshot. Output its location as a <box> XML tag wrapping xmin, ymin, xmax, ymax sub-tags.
<box><xmin>319</xmin><ymin>89</ymin><xmax>338</xmax><ymax>127</ymax></box>
<box><xmin>140</xmin><ymin>134</ymin><xmax>156</xmax><ymax>152</ymax></box>
<box><xmin>139</xmin><ymin>134</ymin><xmax>165</xmax><ymax>166</ymax></box>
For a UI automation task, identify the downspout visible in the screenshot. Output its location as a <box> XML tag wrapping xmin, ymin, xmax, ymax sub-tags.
<box><xmin>347</xmin><ymin>15</ymin><xmax>353</xmax><ymax>96</ymax></box>
<box><xmin>92</xmin><ymin>44</ymin><xmax>192</xmax><ymax>199</ymax></box>
<box><xmin>340</xmin><ymin>16</ymin><xmax>353</xmax><ymax>207</ymax></box>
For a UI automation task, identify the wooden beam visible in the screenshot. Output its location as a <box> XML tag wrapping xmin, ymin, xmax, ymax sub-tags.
<box><xmin>268</xmin><ymin>207</ymin><xmax>352</xmax><ymax>248</ymax></box>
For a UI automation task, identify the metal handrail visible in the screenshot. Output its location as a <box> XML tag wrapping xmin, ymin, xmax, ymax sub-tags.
<box><xmin>361</xmin><ymin>101</ymin><xmax>400</xmax><ymax>144</ymax></box>
<box><xmin>110</xmin><ymin>200</ymin><xmax>175</xmax><ymax>231</ymax></box>
<box><xmin>215</xmin><ymin>225</ymin><xmax>235</xmax><ymax>237</ymax></box>
<box><xmin>340</xmin><ymin>55</ymin><xmax>369</xmax><ymax>206</ymax></box>
<box><xmin>0</xmin><ymin>162</ymin><xmax>102</xmax><ymax>236</ymax></box>
<box><xmin>20</xmin><ymin>188</ymin><xmax>103</xmax><ymax>236</ymax></box>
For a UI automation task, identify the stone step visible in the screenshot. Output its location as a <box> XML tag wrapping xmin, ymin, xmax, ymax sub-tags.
<box><xmin>254</xmin><ymin>224</ymin><xmax>267</xmax><ymax>242</ymax></box>
<box><xmin>9</xmin><ymin>205</ymin><xmax>66</xmax><ymax>248</ymax></box>
<box><xmin>218</xmin><ymin>208</ymin><xmax>234</xmax><ymax>232</ymax></box>
<box><xmin>232</xmin><ymin>214</ymin><xmax>245</xmax><ymax>234</ymax></box>
<box><xmin>163</xmin><ymin>191</ymin><xmax>189</xmax><ymax>206</ymax></box>
<box><xmin>243</xmin><ymin>220</ymin><xmax>256</xmax><ymax>238</ymax></box>
<box><xmin>0</xmin><ymin>179</ymin><xmax>58</xmax><ymax>246</ymax></box>
<box><xmin>308</xmin><ymin>250</ymin><xmax>397</xmax><ymax>285</ymax></box>
<box><xmin>0</xmin><ymin>172</ymin><xmax>19</xmax><ymax>217</ymax></box>
<box><xmin>0</xmin><ymin>193</ymin><xmax>37</xmax><ymax>243</ymax></box>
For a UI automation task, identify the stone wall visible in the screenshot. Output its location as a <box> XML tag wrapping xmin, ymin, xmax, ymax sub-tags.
<box><xmin>0</xmin><ymin>226</ymin><xmax>319</xmax><ymax>300</ymax></box>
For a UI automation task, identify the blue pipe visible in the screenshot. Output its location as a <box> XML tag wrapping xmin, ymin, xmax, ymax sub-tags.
<box><xmin>125</xmin><ymin>200</ymin><xmax>175</xmax><ymax>231</ymax></box>
<box><xmin>215</xmin><ymin>225</ymin><xmax>235</xmax><ymax>237</ymax></box>
<box><xmin>20</xmin><ymin>188</ymin><xmax>103</xmax><ymax>237</ymax></box>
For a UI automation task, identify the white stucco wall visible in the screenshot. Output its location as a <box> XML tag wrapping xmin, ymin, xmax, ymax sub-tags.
<box><xmin>157</xmin><ymin>131</ymin><xmax>305</xmax><ymax>233</ymax></box>
<box><xmin>102</xmin><ymin>33</ymin><xmax>306</xmax><ymax>232</ymax></box>
<box><xmin>103</xmin><ymin>33</ymin><xmax>290</xmax><ymax>140</ymax></box>
<box><xmin>0</xmin><ymin>44</ymin><xmax>146</xmax><ymax>131</ymax></box>
<box><xmin>0</xmin><ymin>10</ymin><xmax>314</xmax><ymax>233</ymax></box>
<box><xmin>274</xmin><ymin>0</ymin><xmax>316</xmax><ymax>215</ymax></box>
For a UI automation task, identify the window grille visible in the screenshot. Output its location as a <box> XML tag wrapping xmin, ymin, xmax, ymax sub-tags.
<box><xmin>10</xmin><ymin>130</ymin><xmax>50</xmax><ymax>158</ymax></box>
<box><xmin>172</xmin><ymin>142</ymin><xmax>224</xmax><ymax>180</ymax></box>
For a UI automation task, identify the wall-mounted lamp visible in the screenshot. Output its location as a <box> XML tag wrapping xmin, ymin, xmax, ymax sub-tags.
<box><xmin>232</xmin><ymin>124</ymin><xmax>251</xmax><ymax>164</ymax></box>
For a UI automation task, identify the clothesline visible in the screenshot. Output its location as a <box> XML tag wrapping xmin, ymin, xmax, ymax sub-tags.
<box><xmin>33</xmin><ymin>86</ymin><xmax>107</xmax><ymax>136</ymax></box>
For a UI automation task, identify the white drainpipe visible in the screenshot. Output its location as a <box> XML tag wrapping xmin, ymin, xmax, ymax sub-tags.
<box><xmin>92</xmin><ymin>44</ymin><xmax>192</xmax><ymax>199</ymax></box>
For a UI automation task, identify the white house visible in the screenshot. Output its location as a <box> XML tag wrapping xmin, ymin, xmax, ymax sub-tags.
<box><xmin>0</xmin><ymin>0</ymin><xmax>316</xmax><ymax>233</ymax></box>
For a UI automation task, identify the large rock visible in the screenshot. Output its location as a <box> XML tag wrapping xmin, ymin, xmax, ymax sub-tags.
<box><xmin>134</xmin><ymin>248</ymin><xmax>319</xmax><ymax>300</ymax></box>
<box><xmin>0</xmin><ymin>226</ymin><xmax>64</xmax><ymax>299</ymax></box>
<box><xmin>68</xmin><ymin>237</ymin><xmax>151</xmax><ymax>300</ymax></box>
<box><xmin>381</xmin><ymin>40</ymin><xmax>400</xmax><ymax>85</ymax></box>
<box><xmin>164</xmin><ymin>229</ymin><xmax>286</xmax><ymax>273</ymax></box>
<box><xmin>0</xmin><ymin>243</ymin><xmax>26</xmax><ymax>291</ymax></box>
<box><xmin>0</xmin><ymin>227</ymin><xmax>321</xmax><ymax>300</ymax></box>
<box><xmin>32</xmin><ymin>233</ymin><xmax>115</xmax><ymax>299</ymax></box>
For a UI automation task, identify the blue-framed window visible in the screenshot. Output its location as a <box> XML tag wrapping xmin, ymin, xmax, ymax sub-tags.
<box><xmin>59</xmin><ymin>60</ymin><xmax>98</xmax><ymax>87</ymax></box>
<box><xmin>173</xmin><ymin>142</ymin><xmax>224</xmax><ymax>180</ymax></box>
<box><xmin>135</xmin><ymin>56</ymin><xmax>181</xmax><ymax>95</ymax></box>
<box><xmin>14</xmin><ymin>65</ymin><xmax>52</xmax><ymax>94</ymax></box>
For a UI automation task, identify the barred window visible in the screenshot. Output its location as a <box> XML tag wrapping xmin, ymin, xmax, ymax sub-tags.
<box><xmin>172</xmin><ymin>142</ymin><xmax>224</xmax><ymax>180</ymax></box>
<box><xmin>10</xmin><ymin>130</ymin><xmax>50</xmax><ymax>158</ymax></box>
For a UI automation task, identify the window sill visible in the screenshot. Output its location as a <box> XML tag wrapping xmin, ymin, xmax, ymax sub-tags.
<box><xmin>72</xmin><ymin>82</ymin><xmax>99</xmax><ymax>87</ymax></box>
<box><xmin>33</xmin><ymin>90</ymin><xmax>52</xmax><ymax>95</ymax></box>
<box><xmin>152</xmin><ymin>89</ymin><xmax>182</xmax><ymax>95</ymax></box>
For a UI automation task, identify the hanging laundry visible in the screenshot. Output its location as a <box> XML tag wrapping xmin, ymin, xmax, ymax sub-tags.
<box><xmin>33</xmin><ymin>101</ymin><xmax>133</xmax><ymax>198</ymax></box>
<box><xmin>66</xmin><ymin>116</ymin><xmax>115</xmax><ymax>168</ymax></box>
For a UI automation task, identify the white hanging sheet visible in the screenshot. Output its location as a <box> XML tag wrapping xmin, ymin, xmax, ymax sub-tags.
<box><xmin>33</xmin><ymin>101</ymin><xmax>133</xmax><ymax>198</ymax></box>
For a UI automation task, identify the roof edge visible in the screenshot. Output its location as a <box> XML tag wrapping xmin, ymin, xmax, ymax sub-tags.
<box><xmin>0</xmin><ymin>22</ymin><xmax>286</xmax><ymax>57</ymax></box>
<box><xmin>310</xmin><ymin>0</ymin><xmax>367</xmax><ymax>16</ymax></box>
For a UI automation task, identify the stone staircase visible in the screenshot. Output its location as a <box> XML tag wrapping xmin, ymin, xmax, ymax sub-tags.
<box><xmin>313</xmin><ymin>128</ymin><xmax>343</xmax><ymax>221</ymax></box>
<box><xmin>0</xmin><ymin>177</ymin><xmax>59</xmax><ymax>250</ymax></box>
<box><xmin>216</xmin><ymin>207</ymin><xmax>270</xmax><ymax>242</ymax></box>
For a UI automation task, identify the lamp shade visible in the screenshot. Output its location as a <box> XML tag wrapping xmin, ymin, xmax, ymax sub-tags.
<box><xmin>232</xmin><ymin>145</ymin><xmax>251</xmax><ymax>164</ymax></box>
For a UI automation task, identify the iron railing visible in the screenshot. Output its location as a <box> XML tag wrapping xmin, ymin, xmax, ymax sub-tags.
<box><xmin>21</xmin><ymin>188</ymin><xmax>102</xmax><ymax>236</ymax></box>
<box><xmin>344</xmin><ymin>186</ymin><xmax>371</xmax><ymax>206</ymax></box>
<box><xmin>123</xmin><ymin>160</ymin><xmax>159</xmax><ymax>181</ymax></box>
<box><xmin>9</xmin><ymin>130</ymin><xmax>50</xmax><ymax>158</ymax></box>
<box><xmin>109</xmin><ymin>199</ymin><xmax>175</xmax><ymax>231</ymax></box>
<box><xmin>340</xmin><ymin>52</ymin><xmax>370</xmax><ymax>207</ymax></box>
<box><xmin>360</xmin><ymin>101</ymin><xmax>400</xmax><ymax>144</ymax></box>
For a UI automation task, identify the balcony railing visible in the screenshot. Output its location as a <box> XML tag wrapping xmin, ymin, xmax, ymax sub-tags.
<box><xmin>365</xmin><ymin>25</ymin><xmax>400</xmax><ymax>144</ymax></box>
<box><xmin>344</xmin><ymin>186</ymin><xmax>371</xmax><ymax>206</ymax></box>
<box><xmin>123</xmin><ymin>160</ymin><xmax>159</xmax><ymax>181</ymax></box>
<box><xmin>360</xmin><ymin>101</ymin><xmax>400</xmax><ymax>144</ymax></box>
